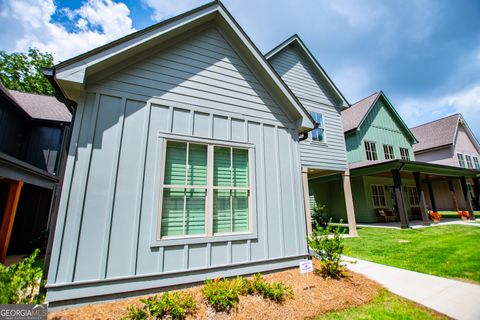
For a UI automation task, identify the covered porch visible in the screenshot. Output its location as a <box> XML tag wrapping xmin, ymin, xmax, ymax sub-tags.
<box><xmin>302</xmin><ymin>167</ymin><xmax>357</xmax><ymax>236</ymax></box>
<box><xmin>350</xmin><ymin>160</ymin><xmax>480</xmax><ymax>228</ymax></box>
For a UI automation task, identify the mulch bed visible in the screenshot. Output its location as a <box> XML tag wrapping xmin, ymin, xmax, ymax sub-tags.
<box><xmin>49</xmin><ymin>259</ymin><xmax>381</xmax><ymax>320</ymax></box>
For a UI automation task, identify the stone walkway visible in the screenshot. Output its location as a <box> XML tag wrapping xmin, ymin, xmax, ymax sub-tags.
<box><xmin>344</xmin><ymin>256</ymin><xmax>480</xmax><ymax>320</ymax></box>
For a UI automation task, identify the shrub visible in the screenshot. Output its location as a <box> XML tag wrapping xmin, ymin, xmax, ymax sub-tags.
<box><xmin>249</xmin><ymin>273</ymin><xmax>293</xmax><ymax>302</ymax></box>
<box><xmin>312</xmin><ymin>202</ymin><xmax>328</xmax><ymax>228</ymax></box>
<box><xmin>0</xmin><ymin>249</ymin><xmax>45</xmax><ymax>304</ymax></box>
<box><xmin>123</xmin><ymin>291</ymin><xmax>196</xmax><ymax>320</ymax></box>
<box><xmin>308</xmin><ymin>220</ymin><xmax>346</xmax><ymax>279</ymax></box>
<box><xmin>203</xmin><ymin>278</ymin><xmax>241</xmax><ymax>312</ymax></box>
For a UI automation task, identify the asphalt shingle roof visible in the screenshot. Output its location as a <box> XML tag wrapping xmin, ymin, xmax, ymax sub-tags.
<box><xmin>6</xmin><ymin>89</ymin><xmax>71</xmax><ymax>122</ymax></box>
<box><xmin>410</xmin><ymin>114</ymin><xmax>460</xmax><ymax>152</ymax></box>
<box><xmin>341</xmin><ymin>92</ymin><xmax>380</xmax><ymax>133</ymax></box>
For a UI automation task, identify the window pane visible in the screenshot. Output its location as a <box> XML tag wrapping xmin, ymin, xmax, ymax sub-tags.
<box><xmin>213</xmin><ymin>189</ymin><xmax>231</xmax><ymax>233</ymax></box>
<box><xmin>232</xmin><ymin>190</ymin><xmax>248</xmax><ymax>232</ymax></box>
<box><xmin>214</xmin><ymin>147</ymin><xmax>231</xmax><ymax>186</ymax></box>
<box><xmin>161</xmin><ymin>188</ymin><xmax>184</xmax><ymax>237</ymax></box>
<box><xmin>233</xmin><ymin>148</ymin><xmax>249</xmax><ymax>187</ymax></box>
<box><xmin>164</xmin><ymin>141</ymin><xmax>186</xmax><ymax>185</ymax></box>
<box><xmin>187</xmin><ymin>143</ymin><xmax>207</xmax><ymax>186</ymax></box>
<box><xmin>185</xmin><ymin>188</ymin><xmax>206</xmax><ymax>235</ymax></box>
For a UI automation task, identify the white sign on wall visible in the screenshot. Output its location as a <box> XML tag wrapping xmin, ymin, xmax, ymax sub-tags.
<box><xmin>299</xmin><ymin>260</ymin><xmax>313</xmax><ymax>274</ymax></box>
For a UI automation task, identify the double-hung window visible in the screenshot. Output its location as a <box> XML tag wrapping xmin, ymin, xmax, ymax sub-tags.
<box><xmin>160</xmin><ymin>140</ymin><xmax>250</xmax><ymax>238</ymax></box>
<box><xmin>309</xmin><ymin>112</ymin><xmax>325</xmax><ymax>142</ymax></box>
<box><xmin>400</xmin><ymin>147</ymin><xmax>410</xmax><ymax>160</ymax></box>
<box><xmin>474</xmin><ymin>157</ymin><xmax>480</xmax><ymax>169</ymax></box>
<box><xmin>383</xmin><ymin>144</ymin><xmax>395</xmax><ymax>160</ymax></box>
<box><xmin>457</xmin><ymin>153</ymin><xmax>465</xmax><ymax>168</ymax></box>
<box><xmin>406</xmin><ymin>186</ymin><xmax>420</xmax><ymax>207</ymax></box>
<box><xmin>465</xmin><ymin>155</ymin><xmax>473</xmax><ymax>168</ymax></box>
<box><xmin>371</xmin><ymin>185</ymin><xmax>386</xmax><ymax>207</ymax></box>
<box><xmin>365</xmin><ymin>141</ymin><xmax>377</xmax><ymax>160</ymax></box>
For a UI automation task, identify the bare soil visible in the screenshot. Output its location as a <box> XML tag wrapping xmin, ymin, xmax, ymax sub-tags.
<box><xmin>49</xmin><ymin>259</ymin><xmax>381</xmax><ymax>320</ymax></box>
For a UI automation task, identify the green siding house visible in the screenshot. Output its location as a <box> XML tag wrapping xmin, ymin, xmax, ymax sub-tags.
<box><xmin>317</xmin><ymin>91</ymin><xmax>479</xmax><ymax>226</ymax></box>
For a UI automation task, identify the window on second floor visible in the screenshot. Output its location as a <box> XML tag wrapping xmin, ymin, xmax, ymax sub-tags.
<box><xmin>309</xmin><ymin>112</ymin><xmax>325</xmax><ymax>142</ymax></box>
<box><xmin>457</xmin><ymin>153</ymin><xmax>466</xmax><ymax>168</ymax></box>
<box><xmin>383</xmin><ymin>144</ymin><xmax>395</xmax><ymax>160</ymax></box>
<box><xmin>400</xmin><ymin>147</ymin><xmax>410</xmax><ymax>160</ymax></box>
<box><xmin>474</xmin><ymin>156</ymin><xmax>480</xmax><ymax>169</ymax></box>
<box><xmin>465</xmin><ymin>155</ymin><xmax>473</xmax><ymax>169</ymax></box>
<box><xmin>365</xmin><ymin>141</ymin><xmax>377</xmax><ymax>160</ymax></box>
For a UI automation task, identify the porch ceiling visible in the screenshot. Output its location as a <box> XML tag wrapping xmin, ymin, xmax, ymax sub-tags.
<box><xmin>350</xmin><ymin>159</ymin><xmax>480</xmax><ymax>179</ymax></box>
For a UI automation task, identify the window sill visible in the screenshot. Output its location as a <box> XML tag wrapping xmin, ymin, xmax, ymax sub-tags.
<box><xmin>307</xmin><ymin>140</ymin><xmax>328</xmax><ymax>147</ymax></box>
<box><xmin>150</xmin><ymin>232</ymin><xmax>257</xmax><ymax>247</ymax></box>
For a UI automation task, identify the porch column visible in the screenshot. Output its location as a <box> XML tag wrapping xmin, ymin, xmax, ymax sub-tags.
<box><xmin>391</xmin><ymin>169</ymin><xmax>409</xmax><ymax>228</ymax></box>
<box><xmin>0</xmin><ymin>180</ymin><xmax>24</xmax><ymax>263</ymax></box>
<box><xmin>413</xmin><ymin>172</ymin><xmax>430</xmax><ymax>226</ymax></box>
<box><xmin>447</xmin><ymin>181</ymin><xmax>459</xmax><ymax>211</ymax></box>
<box><xmin>460</xmin><ymin>176</ymin><xmax>475</xmax><ymax>220</ymax></box>
<box><xmin>473</xmin><ymin>177</ymin><xmax>480</xmax><ymax>210</ymax></box>
<box><xmin>342</xmin><ymin>171</ymin><xmax>358</xmax><ymax>236</ymax></box>
<box><xmin>302</xmin><ymin>168</ymin><xmax>313</xmax><ymax>236</ymax></box>
<box><xmin>427</xmin><ymin>181</ymin><xmax>437</xmax><ymax>212</ymax></box>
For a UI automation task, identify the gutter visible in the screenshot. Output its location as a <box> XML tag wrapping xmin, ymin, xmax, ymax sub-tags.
<box><xmin>42</xmin><ymin>68</ymin><xmax>77</xmax><ymax>113</ymax></box>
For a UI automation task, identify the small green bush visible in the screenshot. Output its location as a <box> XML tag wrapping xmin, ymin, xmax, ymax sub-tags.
<box><xmin>0</xmin><ymin>249</ymin><xmax>45</xmax><ymax>304</ymax></box>
<box><xmin>249</xmin><ymin>273</ymin><xmax>293</xmax><ymax>302</ymax></box>
<box><xmin>308</xmin><ymin>220</ymin><xmax>346</xmax><ymax>279</ymax></box>
<box><xmin>123</xmin><ymin>291</ymin><xmax>196</xmax><ymax>320</ymax></box>
<box><xmin>203</xmin><ymin>275</ymin><xmax>293</xmax><ymax>312</ymax></box>
<box><xmin>203</xmin><ymin>278</ymin><xmax>241</xmax><ymax>312</ymax></box>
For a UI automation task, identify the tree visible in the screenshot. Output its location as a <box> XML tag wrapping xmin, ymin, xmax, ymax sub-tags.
<box><xmin>0</xmin><ymin>48</ymin><xmax>54</xmax><ymax>95</ymax></box>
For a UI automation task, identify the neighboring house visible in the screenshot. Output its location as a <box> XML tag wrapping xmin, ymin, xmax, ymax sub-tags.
<box><xmin>266</xmin><ymin>35</ymin><xmax>357</xmax><ymax>236</ymax></box>
<box><xmin>43</xmin><ymin>1</ymin><xmax>317</xmax><ymax>307</ymax></box>
<box><xmin>0</xmin><ymin>84</ymin><xmax>71</xmax><ymax>264</ymax></box>
<box><xmin>323</xmin><ymin>91</ymin><xmax>479</xmax><ymax>226</ymax></box>
<box><xmin>411</xmin><ymin>114</ymin><xmax>480</xmax><ymax>210</ymax></box>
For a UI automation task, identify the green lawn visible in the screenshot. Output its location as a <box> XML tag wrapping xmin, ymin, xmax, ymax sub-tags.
<box><xmin>345</xmin><ymin>225</ymin><xmax>480</xmax><ymax>283</ymax></box>
<box><xmin>317</xmin><ymin>289</ymin><xmax>446</xmax><ymax>320</ymax></box>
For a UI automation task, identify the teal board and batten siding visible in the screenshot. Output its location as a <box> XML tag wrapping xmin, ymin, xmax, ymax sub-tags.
<box><xmin>268</xmin><ymin>46</ymin><xmax>348</xmax><ymax>171</ymax></box>
<box><xmin>46</xmin><ymin>27</ymin><xmax>308</xmax><ymax>305</ymax></box>
<box><xmin>345</xmin><ymin>99</ymin><xmax>415</xmax><ymax>164</ymax></box>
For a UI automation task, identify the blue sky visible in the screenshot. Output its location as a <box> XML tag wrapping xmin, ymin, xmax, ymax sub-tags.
<box><xmin>1</xmin><ymin>0</ymin><xmax>479</xmax><ymax>138</ymax></box>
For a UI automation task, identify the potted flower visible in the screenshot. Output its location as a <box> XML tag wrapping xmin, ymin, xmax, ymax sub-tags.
<box><xmin>429</xmin><ymin>211</ymin><xmax>442</xmax><ymax>224</ymax></box>
<box><xmin>458</xmin><ymin>210</ymin><xmax>469</xmax><ymax>220</ymax></box>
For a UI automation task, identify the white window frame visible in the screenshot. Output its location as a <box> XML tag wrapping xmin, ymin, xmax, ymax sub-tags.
<box><xmin>406</xmin><ymin>186</ymin><xmax>420</xmax><ymax>207</ymax></box>
<box><xmin>473</xmin><ymin>156</ymin><xmax>480</xmax><ymax>169</ymax></box>
<box><xmin>309</xmin><ymin>111</ymin><xmax>326</xmax><ymax>143</ymax></box>
<box><xmin>457</xmin><ymin>153</ymin><xmax>466</xmax><ymax>168</ymax></box>
<box><xmin>399</xmin><ymin>147</ymin><xmax>410</xmax><ymax>160</ymax></box>
<box><xmin>383</xmin><ymin>144</ymin><xmax>395</xmax><ymax>160</ymax></box>
<box><xmin>365</xmin><ymin>141</ymin><xmax>377</xmax><ymax>161</ymax></box>
<box><xmin>465</xmin><ymin>155</ymin><xmax>473</xmax><ymax>169</ymax></box>
<box><xmin>156</xmin><ymin>135</ymin><xmax>255</xmax><ymax>245</ymax></box>
<box><xmin>371</xmin><ymin>184</ymin><xmax>386</xmax><ymax>208</ymax></box>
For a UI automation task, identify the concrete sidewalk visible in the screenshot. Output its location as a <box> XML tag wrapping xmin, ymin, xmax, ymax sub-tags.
<box><xmin>344</xmin><ymin>257</ymin><xmax>480</xmax><ymax>320</ymax></box>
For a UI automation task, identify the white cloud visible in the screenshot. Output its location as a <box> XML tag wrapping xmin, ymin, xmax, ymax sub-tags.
<box><xmin>142</xmin><ymin>0</ymin><xmax>205</xmax><ymax>21</ymax></box>
<box><xmin>332</xmin><ymin>65</ymin><xmax>376</xmax><ymax>103</ymax></box>
<box><xmin>397</xmin><ymin>84</ymin><xmax>480</xmax><ymax>138</ymax></box>
<box><xmin>0</xmin><ymin>0</ymin><xmax>136</xmax><ymax>62</ymax></box>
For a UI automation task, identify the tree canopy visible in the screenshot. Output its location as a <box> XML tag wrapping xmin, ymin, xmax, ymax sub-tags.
<box><xmin>0</xmin><ymin>48</ymin><xmax>54</xmax><ymax>96</ymax></box>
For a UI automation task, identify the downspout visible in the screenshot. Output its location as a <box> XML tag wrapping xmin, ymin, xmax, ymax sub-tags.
<box><xmin>41</xmin><ymin>67</ymin><xmax>78</xmax><ymax>278</ymax></box>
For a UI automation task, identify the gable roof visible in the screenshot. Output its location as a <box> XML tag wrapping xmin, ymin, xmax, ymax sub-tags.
<box><xmin>0</xmin><ymin>84</ymin><xmax>71</xmax><ymax>122</ymax></box>
<box><xmin>49</xmin><ymin>1</ymin><xmax>314</xmax><ymax>132</ymax></box>
<box><xmin>341</xmin><ymin>91</ymin><xmax>417</xmax><ymax>143</ymax></box>
<box><xmin>8</xmin><ymin>90</ymin><xmax>71</xmax><ymax>122</ymax></box>
<box><xmin>265</xmin><ymin>34</ymin><xmax>349</xmax><ymax>109</ymax></box>
<box><xmin>411</xmin><ymin>113</ymin><xmax>480</xmax><ymax>153</ymax></box>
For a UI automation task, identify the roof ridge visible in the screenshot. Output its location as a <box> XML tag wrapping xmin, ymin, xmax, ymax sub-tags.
<box><xmin>410</xmin><ymin>113</ymin><xmax>460</xmax><ymax>129</ymax></box>
<box><xmin>8</xmin><ymin>89</ymin><xmax>55</xmax><ymax>98</ymax></box>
